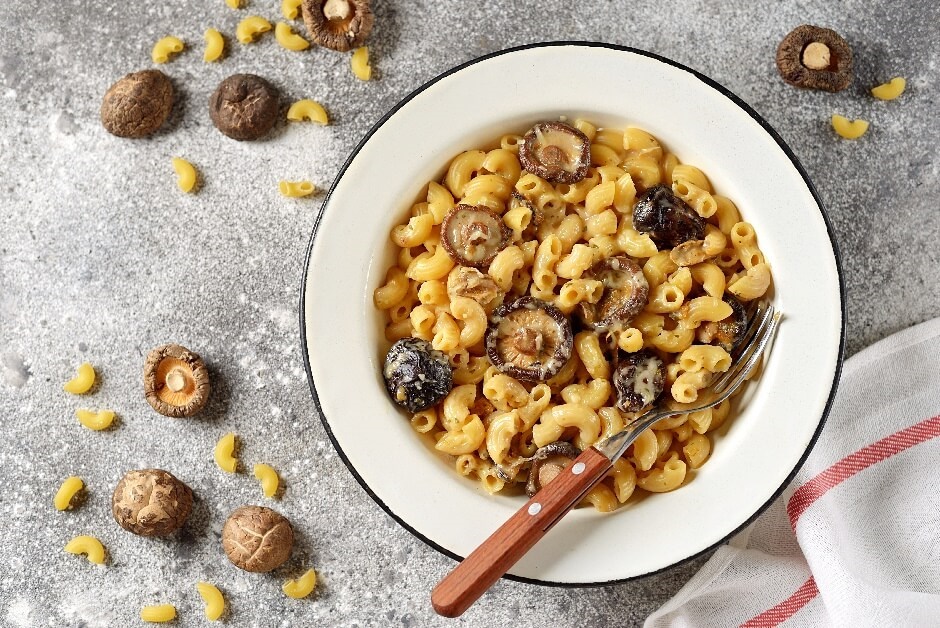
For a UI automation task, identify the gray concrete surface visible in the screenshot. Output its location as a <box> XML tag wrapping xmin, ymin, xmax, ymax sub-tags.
<box><xmin>1</xmin><ymin>1</ymin><xmax>938</xmax><ymax>626</ymax></box>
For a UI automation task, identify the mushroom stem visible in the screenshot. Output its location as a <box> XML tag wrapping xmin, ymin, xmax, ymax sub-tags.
<box><xmin>801</xmin><ymin>42</ymin><xmax>831</xmax><ymax>70</ymax></box>
<box><xmin>323</xmin><ymin>0</ymin><xmax>352</xmax><ymax>20</ymax></box>
<box><xmin>165</xmin><ymin>368</ymin><xmax>188</xmax><ymax>393</ymax></box>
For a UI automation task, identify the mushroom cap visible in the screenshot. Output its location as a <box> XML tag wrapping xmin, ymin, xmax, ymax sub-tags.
<box><xmin>100</xmin><ymin>69</ymin><xmax>174</xmax><ymax>138</ymax></box>
<box><xmin>578</xmin><ymin>256</ymin><xmax>649</xmax><ymax>330</ymax></box>
<box><xmin>632</xmin><ymin>185</ymin><xmax>706</xmax><ymax>250</ymax></box>
<box><xmin>519</xmin><ymin>121</ymin><xmax>591</xmax><ymax>184</ymax></box>
<box><xmin>222</xmin><ymin>506</ymin><xmax>294</xmax><ymax>573</ymax></box>
<box><xmin>209</xmin><ymin>74</ymin><xmax>280</xmax><ymax>141</ymax></box>
<box><xmin>112</xmin><ymin>469</ymin><xmax>193</xmax><ymax>537</ymax></box>
<box><xmin>776</xmin><ymin>24</ymin><xmax>853</xmax><ymax>92</ymax></box>
<box><xmin>525</xmin><ymin>442</ymin><xmax>581</xmax><ymax>496</ymax></box>
<box><xmin>383</xmin><ymin>338</ymin><xmax>453</xmax><ymax>413</ymax></box>
<box><xmin>613</xmin><ymin>351</ymin><xmax>666</xmax><ymax>413</ymax></box>
<box><xmin>485</xmin><ymin>297</ymin><xmax>573</xmax><ymax>382</ymax></box>
<box><xmin>713</xmin><ymin>295</ymin><xmax>748</xmax><ymax>352</ymax></box>
<box><xmin>143</xmin><ymin>344</ymin><xmax>211</xmax><ymax>418</ymax></box>
<box><xmin>440</xmin><ymin>205</ymin><xmax>511</xmax><ymax>269</ymax></box>
<box><xmin>301</xmin><ymin>0</ymin><xmax>374</xmax><ymax>52</ymax></box>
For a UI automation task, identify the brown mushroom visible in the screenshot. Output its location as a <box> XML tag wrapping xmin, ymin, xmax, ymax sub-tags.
<box><xmin>525</xmin><ymin>442</ymin><xmax>581</xmax><ymax>496</ymax></box>
<box><xmin>697</xmin><ymin>295</ymin><xmax>748</xmax><ymax>352</ymax></box>
<box><xmin>519</xmin><ymin>121</ymin><xmax>591</xmax><ymax>184</ymax></box>
<box><xmin>578</xmin><ymin>256</ymin><xmax>649</xmax><ymax>330</ymax></box>
<box><xmin>100</xmin><ymin>70</ymin><xmax>174</xmax><ymax>138</ymax></box>
<box><xmin>301</xmin><ymin>0</ymin><xmax>373</xmax><ymax>52</ymax></box>
<box><xmin>112</xmin><ymin>469</ymin><xmax>193</xmax><ymax>537</ymax></box>
<box><xmin>613</xmin><ymin>350</ymin><xmax>666</xmax><ymax>413</ymax></box>
<box><xmin>209</xmin><ymin>74</ymin><xmax>280</xmax><ymax>141</ymax></box>
<box><xmin>776</xmin><ymin>25</ymin><xmax>853</xmax><ymax>92</ymax></box>
<box><xmin>144</xmin><ymin>344</ymin><xmax>210</xmax><ymax>418</ymax></box>
<box><xmin>222</xmin><ymin>505</ymin><xmax>294</xmax><ymax>573</ymax></box>
<box><xmin>485</xmin><ymin>297</ymin><xmax>573</xmax><ymax>382</ymax></box>
<box><xmin>446</xmin><ymin>266</ymin><xmax>503</xmax><ymax>310</ymax></box>
<box><xmin>441</xmin><ymin>205</ymin><xmax>510</xmax><ymax>268</ymax></box>
<box><xmin>633</xmin><ymin>185</ymin><xmax>706</xmax><ymax>250</ymax></box>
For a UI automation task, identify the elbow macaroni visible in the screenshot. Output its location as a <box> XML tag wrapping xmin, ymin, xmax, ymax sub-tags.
<box><xmin>351</xmin><ymin>46</ymin><xmax>371</xmax><ymax>80</ymax></box>
<box><xmin>236</xmin><ymin>16</ymin><xmax>272</xmax><ymax>43</ymax></box>
<box><xmin>204</xmin><ymin>28</ymin><xmax>224</xmax><ymax>62</ymax></box>
<box><xmin>172</xmin><ymin>157</ymin><xmax>198</xmax><ymax>193</ymax></box>
<box><xmin>279</xmin><ymin>180</ymin><xmax>316</xmax><ymax>197</ymax></box>
<box><xmin>152</xmin><ymin>36</ymin><xmax>184</xmax><ymax>64</ymax></box>
<box><xmin>275</xmin><ymin>22</ymin><xmax>310</xmax><ymax>50</ymax></box>
<box><xmin>287</xmin><ymin>99</ymin><xmax>328</xmax><ymax>124</ymax></box>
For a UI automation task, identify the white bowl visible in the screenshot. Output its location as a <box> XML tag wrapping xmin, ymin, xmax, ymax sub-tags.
<box><xmin>301</xmin><ymin>42</ymin><xmax>844</xmax><ymax>584</ymax></box>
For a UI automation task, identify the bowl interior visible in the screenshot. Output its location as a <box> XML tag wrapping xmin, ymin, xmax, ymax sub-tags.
<box><xmin>302</xmin><ymin>43</ymin><xmax>842</xmax><ymax>584</ymax></box>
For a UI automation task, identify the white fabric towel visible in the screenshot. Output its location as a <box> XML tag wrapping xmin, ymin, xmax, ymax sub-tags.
<box><xmin>645</xmin><ymin>317</ymin><xmax>940</xmax><ymax>627</ymax></box>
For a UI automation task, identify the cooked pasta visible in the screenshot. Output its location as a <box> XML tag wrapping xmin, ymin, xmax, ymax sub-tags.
<box><xmin>375</xmin><ymin>119</ymin><xmax>773</xmax><ymax>511</ymax></box>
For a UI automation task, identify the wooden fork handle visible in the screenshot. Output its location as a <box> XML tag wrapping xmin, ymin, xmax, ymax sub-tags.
<box><xmin>431</xmin><ymin>447</ymin><xmax>612</xmax><ymax>617</ymax></box>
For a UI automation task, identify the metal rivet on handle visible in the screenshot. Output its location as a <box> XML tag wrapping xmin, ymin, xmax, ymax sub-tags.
<box><xmin>571</xmin><ymin>462</ymin><xmax>586</xmax><ymax>475</ymax></box>
<box><xmin>527</xmin><ymin>502</ymin><xmax>542</xmax><ymax>516</ymax></box>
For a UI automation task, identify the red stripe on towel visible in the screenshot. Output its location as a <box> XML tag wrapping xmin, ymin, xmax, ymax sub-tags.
<box><xmin>740</xmin><ymin>576</ymin><xmax>818</xmax><ymax>628</ymax></box>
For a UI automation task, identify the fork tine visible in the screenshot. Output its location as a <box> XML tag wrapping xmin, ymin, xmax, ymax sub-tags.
<box><xmin>712</xmin><ymin>309</ymin><xmax>781</xmax><ymax>398</ymax></box>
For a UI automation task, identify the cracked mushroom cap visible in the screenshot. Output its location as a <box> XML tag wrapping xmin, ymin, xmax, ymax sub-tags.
<box><xmin>100</xmin><ymin>69</ymin><xmax>174</xmax><ymax>138</ymax></box>
<box><xmin>519</xmin><ymin>121</ymin><xmax>591</xmax><ymax>184</ymax></box>
<box><xmin>485</xmin><ymin>297</ymin><xmax>573</xmax><ymax>382</ymax></box>
<box><xmin>209</xmin><ymin>74</ymin><xmax>280</xmax><ymax>141</ymax></box>
<box><xmin>222</xmin><ymin>505</ymin><xmax>294</xmax><ymax>573</ymax></box>
<box><xmin>525</xmin><ymin>442</ymin><xmax>581</xmax><ymax>496</ymax></box>
<box><xmin>441</xmin><ymin>205</ymin><xmax>511</xmax><ymax>269</ymax></box>
<box><xmin>112</xmin><ymin>469</ymin><xmax>193</xmax><ymax>537</ymax></box>
<box><xmin>632</xmin><ymin>185</ymin><xmax>706</xmax><ymax>250</ymax></box>
<box><xmin>301</xmin><ymin>0</ymin><xmax>374</xmax><ymax>52</ymax></box>
<box><xmin>578</xmin><ymin>256</ymin><xmax>649</xmax><ymax>330</ymax></box>
<box><xmin>613</xmin><ymin>350</ymin><xmax>666</xmax><ymax>413</ymax></box>
<box><xmin>446</xmin><ymin>266</ymin><xmax>503</xmax><ymax>310</ymax></box>
<box><xmin>144</xmin><ymin>344</ymin><xmax>210</xmax><ymax>418</ymax></box>
<box><xmin>776</xmin><ymin>25</ymin><xmax>853</xmax><ymax>92</ymax></box>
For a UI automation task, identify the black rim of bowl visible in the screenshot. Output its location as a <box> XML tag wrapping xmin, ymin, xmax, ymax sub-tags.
<box><xmin>298</xmin><ymin>41</ymin><xmax>846</xmax><ymax>587</ymax></box>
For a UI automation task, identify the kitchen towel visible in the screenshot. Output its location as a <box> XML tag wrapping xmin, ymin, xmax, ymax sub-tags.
<box><xmin>645</xmin><ymin>316</ymin><xmax>940</xmax><ymax>627</ymax></box>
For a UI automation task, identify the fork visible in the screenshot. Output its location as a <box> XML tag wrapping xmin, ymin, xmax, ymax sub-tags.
<box><xmin>431</xmin><ymin>300</ymin><xmax>781</xmax><ymax>617</ymax></box>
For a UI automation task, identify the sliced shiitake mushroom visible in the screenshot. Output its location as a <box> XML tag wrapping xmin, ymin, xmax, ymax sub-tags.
<box><xmin>519</xmin><ymin>121</ymin><xmax>591</xmax><ymax>184</ymax></box>
<box><xmin>613</xmin><ymin>350</ymin><xmax>665</xmax><ymax>413</ymax></box>
<box><xmin>776</xmin><ymin>25</ymin><xmax>853</xmax><ymax>92</ymax></box>
<box><xmin>441</xmin><ymin>204</ymin><xmax>510</xmax><ymax>268</ymax></box>
<box><xmin>446</xmin><ymin>266</ymin><xmax>502</xmax><ymax>309</ymax></box>
<box><xmin>144</xmin><ymin>344</ymin><xmax>210</xmax><ymax>418</ymax></box>
<box><xmin>383</xmin><ymin>338</ymin><xmax>453</xmax><ymax>413</ymax></box>
<box><xmin>525</xmin><ymin>442</ymin><xmax>581</xmax><ymax>496</ymax></box>
<box><xmin>632</xmin><ymin>185</ymin><xmax>706</xmax><ymax>250</ymax></box>
<box><xmin>578</xmin><ymin>256</ymin><xmax>649</xmax><ymax>330</ymax></box>
<box><xmin>697</xmin><ymin>294</ymin><xmax>748</xmax><ymax>352</ymax></box>
<box><xmin>301</xmin><ymin>0</ymin><xmax>373</xmax><ymax>52</ymax></box>
<box><xmin>485</xmin><ymin>297</ymin><xmax>573</xmax><ymax>382</ymax></box>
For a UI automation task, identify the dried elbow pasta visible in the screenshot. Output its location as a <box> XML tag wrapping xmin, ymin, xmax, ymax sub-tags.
<box><xmin>54</xmin><ymin>476</ymin><xmax>84</xmax><ymax>511</ymax></box>
<box><xmin>236</xmin><ymin>16</ymin><xmax>272</xmax><ymax>43</ymax></box>
<box><xmin>871</xmin><ymin>77</ymin><xmax>906</xmax><ymax>100</ymax></box>
<box><xmin>196</xmin><ymin>582</ymin><xmax>225</xmax><ymax>621</ymax></box>
<box><xmin>831</xmin><ymin>115</ymin><xmax>869</xmax><ymax>139</ymax></box>
<box><xmin>283</xmin><ymin>568</ymin><xmax>317</xmax><ymax>599</ymax></box>
<box><xmin>225</xmin><ymin>0</ymin><xmax>243</xmax><ymax>8</ymax></box>
<box><xmin>253</xmin><ymin>463</ymin><xmax>280</xmax><ymax>497</ymax></box>
<box><xmin>287</xmin><ymin>99</ymin><xmax>328</xmax><ymax>124</ymax></box>
<box><xmin>172</xmin><ymin>158</ymin><xmax>198</xmax><ymax>193</ymax></box>
<box><xmin>75</xmin><ymin>408</ymin><xmax>115</xmax><ymax>431</ymax></box>
<box><xmin>281</xmin><ymin>0</ymin><xmax>303</xmax><ymax>20</ymax></box>
<box><xmin>63</xmin><ymin>362</ymin><xmax>95</xmax><ymax>394</ymax></box>
<box><xmin>152</xmin><ymin>36</ymin><xmax>184</xmax><ymax>64</ymax></box>
<box><xmin>64</xmin><ymin>535</ymin><xmax>106</xmax><ymax>564</ymax></box>
<box><xmin>375</xmin><ymin>118</ymin><xmax>774</xmax><ymax>511</ymax></box>
<box><xmin>204</xmin><ymin>28</ymin><xmax>225</xmax><ymax>62</ymax></box>
<box><xmin>214</xmin><ymin>432</ymin><xmax>238</xmax><ymax>472</ymax></box>
<box><xmin>351</xmin><ymin>47</ymin><xmax>371</xmax><ymax>81</ymax></box>
<box><xmin>141</xmin><ymin>605</ymin><xmax>176</xmax><ymax>623</ymax></box>
<box><xmin>275</xmin><ymin>22</ymin><xmax>310</xmax><ymax>51</ymax></box>
<box><xmin>279</xmin><ymin>180</ymin><xmax>316</xmax><ymax>198</ymax></box>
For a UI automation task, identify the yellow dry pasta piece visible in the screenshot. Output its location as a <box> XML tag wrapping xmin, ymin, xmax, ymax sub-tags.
<box><xmin>237</xmin><ymin>16</ymin><xmax>272</xmax><ymax>43</ymax></box>
<box><xmin>279</xmin><ymin>180</ymin><xmax>316</xmax><ymax>197</ymax></box>
<box><xmin>253</xmin><ymin>463</ymin><xmax>280</xmax><ymax>497</ymax></box>
<box><xmin>152</xmin><ymin>36</ymin><xmax>184</xmax><ymax>64</ymax></box>
<box><xmin>172</xmin><ymin>157</ymin><xmax>198</xmax><ymax>193</ymax></box>
<box><xmin>831</xmin><ymin>115</ymin><xmax>869</xmax><ymax>140</ymax></box>
<box><xmin>196</xmin><ymin>582</ymin><xmax>225</xmax><ymax>621</ymax></box>
<box><xmin>54</xmin><ymin>476</ymin><xmax>84</xmax><ymax>511</ymax></box>
<box><xmin>351</xmin><ymin>46</ymin><xmax>371</xmax><ymax>81</ymax></box>
<box><xmin>225</xmin><ymin>0</ymin><xmax>243</xmax><ymax>7</ymax></box>
<box><xmin>282</xmin><ymin>0</ymin><xmax>303</xmax><ymax>19</ymax></box>
<box><xmin>64</xmin><ymin>535</ymin><xmax>106</xmax><ymax>564</ymax></box>
<box><xmin>204</xmin><ymin>28</ymin><xmax>225</xmax><ymax>62</ymax></box>
<box><xmin>282</xmin><ymin>568</ymin><xmax>317</xmax><ymax>599</ymax></box>
<box><xmin>286</xmin><ymin>99</ymin><xmax>329</xmax><ymax>124</ymax></box>
<box><xmin>871</xmin><ymin>77</ymin><xmax>906</xmax><ymax>100</ymax></box>
<box><xmin>75</xmin><ymin>408</ymin><xmax>115</xmax><ymax>431</ymax></box>
<box><xmin>214</xmin><ymin>432</ymin><xmax>238</xmax><ymax>472</ymax></box>
<box><xmin>275</xmin><ymin>22</ymin><xmax>310</xmax><ymax>51</ymax></box>
<box><xmin>141</xmin><ymin>605</ymin><xmax>177</xmax><ymax>623</ymax></box>
<box><xmin>63</xmin><ymin>362</ymin><xmax>95</xmax><ymax>394</ymax></box>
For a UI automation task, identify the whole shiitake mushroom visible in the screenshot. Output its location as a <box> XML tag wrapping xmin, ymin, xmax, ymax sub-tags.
<box><xmin>222</xmin><ymin>505</ymin><xmax>294</xmax><ymax>573</ymax></box>
<box><xmin>143</xmin><ymin>343</ymin><xmax>211</xmax><ymax>418</ymax></box>
<box><xmin>209</xmin><ymin>74</ymin><xmax>280</xmax><ymax>141</ymax></box>
<box><xmin>100</xmin><ymin>69</ymin><xmax>175</xmax><ymax>138</ymax></box>
<box><xmin>112</xmin><ymin>469</ymin><xmax>193</xmax><ymax>537</ymax></box>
